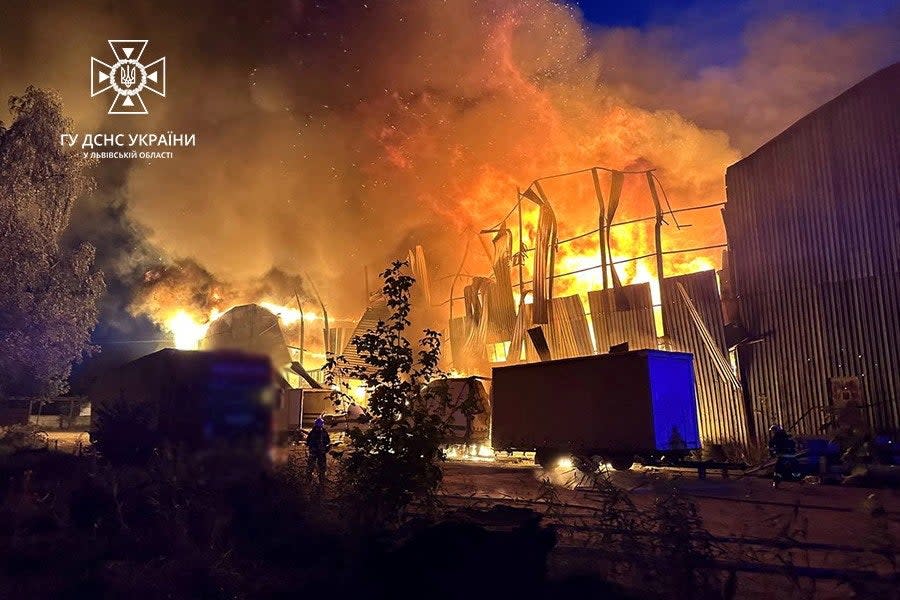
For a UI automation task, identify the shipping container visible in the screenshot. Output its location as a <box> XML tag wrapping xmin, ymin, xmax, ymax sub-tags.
<box><xmin>491</xmin><ymin>349</ymin><xmax>700</xmax><ymax>468</ymax></box>
<box><xmin>89</xmin><ymin>349</ymin><xmax>277</xmax><ymax>451</ymax></box>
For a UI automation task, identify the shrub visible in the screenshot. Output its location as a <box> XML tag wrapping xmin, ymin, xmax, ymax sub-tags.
<box><xmin>0</xmin><ymin>424</ymin><xmax>48</xmax><ymax>455</ymax></box>
<box><xmin>326</xmin><ymin>260</ymin><xmax>454</xmax><ymax>525</ymax></box>
<box><xmin>90</xmin><ymin>394</ymin><xmax>159</xmax><ymax>466</ymax></box>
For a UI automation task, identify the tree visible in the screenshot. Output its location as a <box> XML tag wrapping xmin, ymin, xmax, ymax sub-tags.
<box><xmin>326</xmin><ymin>260</ymin><xmax>452</xmax><ymax>524</ymax></box>
<box><xmin>0</xmin><ymin>87</ymin><xmax>104</xmax><ymax>398</ymax></box>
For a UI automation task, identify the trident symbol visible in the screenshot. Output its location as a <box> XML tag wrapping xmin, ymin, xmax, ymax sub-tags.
<box><xmin>92</xmin><ymin>40</ymin><xmax>166</xmax><ymax>114</ymax></box>
<box><xmin>120</xmin><ymin>64</ymin><xmax>137</xmax><ymax>88</ymax></box>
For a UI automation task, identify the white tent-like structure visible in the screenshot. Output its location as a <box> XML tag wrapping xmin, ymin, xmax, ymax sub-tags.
<box><xmin>201</xmin><ymin>304</ymin><xmax>291</xmax><ymax>370</ymax></box>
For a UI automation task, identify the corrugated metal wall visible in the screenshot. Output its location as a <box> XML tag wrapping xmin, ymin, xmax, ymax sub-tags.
<box><xmin>662</xmin><ymin>271</ymin><xmax>750</xmax><ymax>445</ymax></box>
<box><xmin>341</xmin><ymin>300</ymin><xmax>392</xmax><ymax>372</ymax></box>
<box><xmin>588</xmin><ymin>283</ymin><xmax>657</xmax><ymax>353</ymax></box>
<box><xmin>507</xmin><ymin>295</ymin><xmax>593</xmax><ymax>362</ymax></box>
<box><xmin>724</xmin><ymin>62</ymin><xmax>900</xmax><ymax>438</ymax></box>
<box><xmin>546</xmin><ymin>295</ymin><xmax>594</xmax><ymax>358</ymax></box>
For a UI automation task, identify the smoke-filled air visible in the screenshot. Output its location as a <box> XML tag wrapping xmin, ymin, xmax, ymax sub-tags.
<box><xmin>1</xmin><ymin>0</ymin><xmax>896</xmax><ymax>364</ymax></box>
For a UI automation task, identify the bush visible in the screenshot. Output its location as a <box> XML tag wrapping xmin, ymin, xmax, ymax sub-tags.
<box><xmin>579</xmin><ymin>471</ymin><xmax>735</xmax><ymax>599</ymax></box>
<box><xmin>0</xmin><ymin>424</ymin><xmax>48</xmax><ymax>455</ymax></box>
<box><xmin>326</xmin><ymin>260</ymin><xmax>455</xmax><ymax>525</ymax></box>
<box><xmin>89</xmin><ymin>394</ymin><xmax>159</xmax><ymax>466</ymax></box>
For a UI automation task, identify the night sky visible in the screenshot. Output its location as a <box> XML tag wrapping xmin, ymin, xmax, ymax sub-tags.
<box><xmin>573</xmin><ymin>0</ymin><xmax>899</xmax><ymax>66</ymax></box>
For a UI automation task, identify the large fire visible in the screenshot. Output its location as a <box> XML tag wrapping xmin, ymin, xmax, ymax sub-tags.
<box><xmin>161</xmin><ymin>171</ymin><xmax>720</xmax><ymax>357</ymax></box>
<box><xmin>468</xmin><ymin>168</ymin><xmax>721</xmax><ymax>341</ymax></box>
<box><xmin>163</xmin><ymin>302</ymin><xmax>336</xmax><ymax>353</ymax></box>
<box><xmin>166</xmin><ymin>310</ymin><xmax>210</xmax><ymax>351</ymax></box>
<box><xmin>131</xmin><ymin>4</ymin><xmax>739</xmax><ymax>366</ymax></box>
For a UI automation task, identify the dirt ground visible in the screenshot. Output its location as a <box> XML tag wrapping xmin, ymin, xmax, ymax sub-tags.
<box><xmin>42</xmin><ymin>430</ymin><xmax>90</xmax><ymax>453</ymax></box>
<box><xmin>44</xmin><ymin>431</ymin><xmax>897</xmax><ymax>597</ymax></box>
<box><xmin>439</xmin><ymin>459</ymin><xmax>900</xmax><ymax>539</ymax></box>
<box><xmin>439</xmin><ymin>458</ymin><xmax>900</xmax><ymax>598</ymax></box>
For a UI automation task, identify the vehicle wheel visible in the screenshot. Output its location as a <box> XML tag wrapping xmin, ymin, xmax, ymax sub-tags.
<box><xmin>608</xmin><ymin>457</ymin><xmax>634</xmax><ymax>471</ymax></box>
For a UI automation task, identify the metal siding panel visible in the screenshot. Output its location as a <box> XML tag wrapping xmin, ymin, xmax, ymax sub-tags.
<box><xmin>588</xmin><ymin>283</ymin><xmax>657</xmax><ymax>352</ymax></box>
<box><xmin>662</xmin><ymin>271</ymin><xmax>749</xmax><ymax>445</ymax></box>
<box><xmin>725</xmin><ymin>63</ymin><xmax>900</xmax><ymax>437</ymax></box>
<box><xmin>514</xmin><ymin>296</ymin><xmax>594</xmax><ymax>361</ymax></box>
<box><xmin>341</xmin><ymin>301</ymin><xmax>393</xmax><ymax>371</ymax></box>
<box><xmin>548</xmin><ymin>295</ymin><xmax>594</xmax><ymax>358</ymax></box>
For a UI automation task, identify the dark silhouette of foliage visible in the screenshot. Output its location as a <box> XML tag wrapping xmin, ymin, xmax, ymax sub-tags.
<box><xmin>325</xmin><ymin>260</ymin><xmax>453</xmax><ymax>524</ymax></box>
<box><xmin>0</xmin><ymin>87</ymin><xmax>104</xmax><ymax>398</ymax></box>
<box><xmin>0</xmin><ymin>445</ymin><xmax>604</xmax><ymax>599</ymax></box>
<box><xmin>90</xmin><ymin>394</ymin><xmax>160</xmax><ymax>466</ymax></box>
<box><xmin>580</xmin><ymin>470</ymin><xmax>734</xmax><ymax>599</ymax></box>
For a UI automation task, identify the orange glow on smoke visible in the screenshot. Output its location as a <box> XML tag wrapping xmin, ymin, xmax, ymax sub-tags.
<box><xmin>163</xmin><ymin>302</ymin><xmax>341</xmax><ymax>352</ymax></box>
<box><xmin>155</xmin><ymin>4</ymin><xmax>737</xmax><ymax>358</ymax></box>
<box><xmin>358</xmin><ymin>5</ymin><xmax>732</xmax><ymax>310</ymax></box>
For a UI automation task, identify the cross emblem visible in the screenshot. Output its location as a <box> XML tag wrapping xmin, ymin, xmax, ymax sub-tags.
<box><xmin>91</xmin><ymin>40</ymin><xmax>166</xmax><ymax>115</ymax></box>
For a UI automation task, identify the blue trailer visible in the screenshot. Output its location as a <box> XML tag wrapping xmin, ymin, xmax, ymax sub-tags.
<box><xmin>491</xmin><ymin>349</ymin><xmax>701</xmax><ymax>470</ymax></box>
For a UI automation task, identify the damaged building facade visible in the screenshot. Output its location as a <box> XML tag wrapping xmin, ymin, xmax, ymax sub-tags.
<box><xmin>448</xmin><ymin>172</ymin><xmax>751</xmax><ymax>446</ymax></box>
<box><xmin>447</xmin><ymin>62</ymin><xmax>899</xmax><ymax>446</ymax></box>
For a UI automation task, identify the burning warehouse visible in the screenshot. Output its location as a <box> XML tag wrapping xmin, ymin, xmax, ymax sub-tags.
<box><xmin>444</xmin><ymin>165</ymin><xmax>750</xmax><ymax>447</ymax></box>
<box><xmin>2</xmin><ymin>2</ymin><xmax>900</xmax><ymax>597</ymax></box>
<box><xmin>447</xmin><ymin>63</ymin><xmax>900</xmax><ymax>449</ymax></box>
<box><xmin>724</xmin><ymin>62</ymin><xmax>900</xmax><ymax>440</ymax></box>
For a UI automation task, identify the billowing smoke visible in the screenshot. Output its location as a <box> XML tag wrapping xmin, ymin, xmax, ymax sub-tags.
<box><xmin>590</xmin><ymin>10</ymin><xmax>900</xmax><ymax>152</ymax></box>
<box><xmin>130</xmin><ymin>260</ymin><xmax>307</xmax><ymax>324</ymax></box>
<box><xmin>1</xmin><ymin>0</ymin><xmax>896</xmax><ymax>364</ymax></box>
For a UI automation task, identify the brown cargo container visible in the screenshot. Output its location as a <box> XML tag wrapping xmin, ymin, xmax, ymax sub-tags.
<box><xmin>90</xmin><ymin>349</ymin><xmax>277</xmax><ymax>451</ymax></box>
<box><xmin>491</xmin><ymin>349</ymin><xmax>700</xmax><ymax>468</ymax></box>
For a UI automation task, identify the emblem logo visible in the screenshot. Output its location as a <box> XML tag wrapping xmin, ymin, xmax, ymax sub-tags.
<box><xmin>91</xmin><ymin>40</ymin><xmax>166</xmax><ymax>115</ymax></box>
